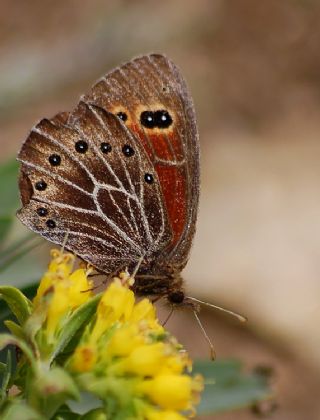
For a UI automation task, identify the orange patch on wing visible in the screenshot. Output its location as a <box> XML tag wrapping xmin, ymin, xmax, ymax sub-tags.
<box><xmin>149</xmin><ymin>133</ymin><xmax>174</xmax><ymax>161</ymax></box>
<box><xmin>166</xmin><ymin>131</ymin><xmax>184</xmax><ymax>161</ymax></box>
<box><xmin>155</xmin><ymin>164</ymin><xmax>187</xmax><ymax>246</ymax></box>
<box><xmin>129</xmin><ymin>123</ymin><xmax>154</xmax><ymax>159</ymax></box>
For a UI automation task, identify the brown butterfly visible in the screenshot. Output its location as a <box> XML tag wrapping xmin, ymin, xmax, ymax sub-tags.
<box><xmin>17</xmin><ymin>54</ymin><xmax>200</xmax><ymax>304</ymax></box>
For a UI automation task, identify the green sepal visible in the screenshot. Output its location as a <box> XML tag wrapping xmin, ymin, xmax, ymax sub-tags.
<box><xmin>4</xmin><ymin>320</ymin><xmax>24</xmax><ymax>340</ymax></box>
<box><xmin>0</xmin><ymin>286</ymin><xmax>32</xmax><ymax>325</ymax></box>
<box><xmin>50</xmin><ymin>293</ymin><xmax>102</xmax><ymax>364</ymax></box>
<box><xmin>194</xmin><ymin>359</ymin><xmax>272</xmax><ymax>415</ymax></box>
<box><xmin>29</xmin><ymin>366</ymin><xmax>80</xmax><ymax>419</ymax></box>
<box><xmin>0</xmin><ymin>334</ymin><xmax>36</xmax><ymax>371</ymax></box>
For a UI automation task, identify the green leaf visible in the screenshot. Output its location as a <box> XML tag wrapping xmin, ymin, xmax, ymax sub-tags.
<box><xmin>52</xmin><ymin>404</ymin><xmax>80</xmax><ymax>420</ymax></box>
<box><xmin>0</xmin><ymin>286</ymin><xmax>32</xmax><ymax>325</ymax></box>
<box><xmin>0</xmin><ymin>351</ymin><xmax>12</xmax><ymax>403</ymax></box>
<box><xmin>194</xmin><ymin>359</ymin><xmax>272</xmax><ymax>415</ymax></box>
<box><xmin>0</xmin><ymin>334</ymin><xmax>35</xmax><ymax>369</ymax></box>
<box><xmin>4</xmin><ymin>320</ymin><xmax>24</xmax><ymax>339</ymax></box>
<box><xmin>0</xmin><ymin>401</ymin><xmax>45</xmax><ymax>420</ymax></box>
<box><xmin>0</xmin><ymin>283</ymin><xmax>37</xmax><ymax>333</ymax></box>
<box><xmin>30</xmin><ymin>367</ymin><xmax>80</xmax><ymax>419</ymax></box>
<box><xmin>0</xmin><ymin>160</ymin><xmax>19</xmax><ymax>217</ymax></box>
<box><xmin>50</xmin><ymin>293</ymin><xmax>102</xmax><ymax>364</ymax></box>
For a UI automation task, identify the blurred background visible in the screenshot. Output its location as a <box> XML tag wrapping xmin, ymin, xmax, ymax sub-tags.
<box><xmin>1</xmin><ymin>0</ymin><xmax>320</xmax><ymax>418</ymax></box>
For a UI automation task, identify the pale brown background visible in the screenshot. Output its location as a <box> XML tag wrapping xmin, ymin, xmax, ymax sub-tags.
<box><xmin>1</xmin><ymin>1</ymin><xmax>320</xmax><ymax>418</ymax></box>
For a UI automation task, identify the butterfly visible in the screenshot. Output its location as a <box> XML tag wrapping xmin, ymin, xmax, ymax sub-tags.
<box><xmin>17</xmin><ymin>54</ymin><xmax>200</xmax><ymax>304</ymax></box>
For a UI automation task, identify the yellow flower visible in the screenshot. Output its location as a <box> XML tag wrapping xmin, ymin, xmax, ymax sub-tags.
<box><xmin>33</xmin><ymin>249</ymin><xmax>93</xmax><ymax>339</ymax></box>
<box><xmin>90</xmin><ymin>279</ymin><xmax>135</xmax><ymax>342</ymax></box>
<box><xmin>145</xmin><ymin>409</ymin><xmax>186</xmax><ymax>420</ymax></box>
<box><xmin>138</xmin><ymin>374</ymin><xmax>203</xmax><ymax>411</ymax></box>
<box><xmin>35</xmin><ymin>250</ymin><xmax>203</xmax><ymax>419</ymax></box>
<box><xmin>72</xmin><ymin>345</ymin><xmax>97</xmax><ymax>372</ymax></box>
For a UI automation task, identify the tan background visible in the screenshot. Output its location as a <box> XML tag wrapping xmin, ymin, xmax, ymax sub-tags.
<box><xmin>1</xmin><ymin>1</ymin><xmax>320</xmax><ymax>418</ymax></box>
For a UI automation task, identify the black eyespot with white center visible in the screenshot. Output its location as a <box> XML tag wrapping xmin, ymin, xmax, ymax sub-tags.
<box><xmin>100</xmin><ymin>142</ymin><xmax>112</xmax><ymax>154</ymax></box>
<box><xmin>46</xmin><ymin>219</ymin><xmax>56</xmax><ymax>229</ymax></box>
<box><xmin>116</xmin><ymin>111</ymin><xmax>128</xmax><ymax>122</ymax></box>
<box><xmin>48</xmin><ymin>154</ymin><xmax>61</xmax><ymax>166</ymax></box>
<box><xmin>144</xmin><ymin>173</ymin><xmax>154</xmax><ymax>184</ymax></box>
<box><xmin>122</xmin><ymin>144</ymin><xmax>135</xmax><ymax>157</ymax></box>
<box><xmin>140</xmin><ymin>111</ymin><xmax>155</xmax><ymax>129</ymax></box>
<box><xmin>75</xmin><ymin>140</ymin><xmax>88</xmax><ymax>153</ymax></box>
<box><xmin>35</xmin><ymin>180</ymin><xmax>47</xmax><ymax>191</ymax></box>
<box><xmin>37</xmin><ymin>207</ymin><xmax>48</xmax><ymax>217</ymax></box>
<box><xmin>154</xmin><ymin>110</ymin><xmax>173</xmax><ymax>129</ymax></box>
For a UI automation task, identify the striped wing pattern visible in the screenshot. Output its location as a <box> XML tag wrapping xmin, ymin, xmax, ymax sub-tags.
<box><xmin>85</xmin><ymin>54</ymin><xmax>200</xmax><ymax>271</ymax></box>
<box><xmin>17</xmin><ymin>101</ymin><xmax>171</xmax><ymax>275</ymax></box>
<box><xmin>17</xmin><ymin>54</ymin><xmax>199</xmax><ymax>280</ymax></box>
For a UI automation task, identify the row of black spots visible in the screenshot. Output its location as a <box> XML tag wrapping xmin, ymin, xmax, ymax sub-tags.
<box><xmin>140</xmin><ymin>110</ymin><xmax>172</xmax><ymax>129</ymax></box>
<box><xmin>47</xmin><ymin>141</ymin><xmax>113</xmax><ymax>168</ymax></box>
<box><xmin>36</xmin><ymin>207</ymin><xmax>56</xmax><ymax>228</ymax></box>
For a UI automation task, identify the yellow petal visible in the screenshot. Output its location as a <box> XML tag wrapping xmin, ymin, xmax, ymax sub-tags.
<box><xmin>146</xmin><ymin>409</ymin><xmax>186</xmax><ymax>420</ymax></box>
<box><xmin>71</xmin><ymin>345</ymin><xmax>97</xmax><ymax>372</ymax></box>
<box><xmin>120</xmin><ymin>342</ymin><xmax>166</xmax><ymax>376</ymax></box>
<box><xmin>107</xmin><ymin>324</ymin><xmax>144</xmax><ymax>357</ymax></box>
<box><xmin>139</xmin><ymin>374</ymin><xmax>198</xmax><ymax>411</ymax></box>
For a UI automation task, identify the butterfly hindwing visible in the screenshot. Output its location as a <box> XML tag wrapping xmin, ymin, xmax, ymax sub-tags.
<box><xmin>84</xmin><ymin>54</ymin><xmax>200</xmax><ymax>271</ymax></box>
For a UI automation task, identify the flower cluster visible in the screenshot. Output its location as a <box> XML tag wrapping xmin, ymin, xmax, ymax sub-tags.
<box><xmin>33</xmin><ymin>249</ymin><xmax>93</xmax><ymax>348</ymax></box>
<box><xmin>0</xmin><ymin>249</ymin><xmax>203</xmax><ymax>419</ymax></box>
<box><xmin>68</xmin><ymin>271</ymin><xmax>203</xmax><ymax>419</ymax></box>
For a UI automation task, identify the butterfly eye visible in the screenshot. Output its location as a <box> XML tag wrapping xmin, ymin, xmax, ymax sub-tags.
<box><xmin>154</xmin><ymin>110</ymin><xmax>173</xmax><ymax>129</ymax></box>
<box><xmin>168</xmin><ymin>290</ymin><xmax>185</xmax><ymax>304</ymax></box>
<box><xmin>140</xmin><ymin>111</ymin><xmax>155</xmax><ymax>129</ymax></box>
<box><xmin>116</xmin><ymin>111</ymin><xmax>128</xmax><ymax>122</ymax></box>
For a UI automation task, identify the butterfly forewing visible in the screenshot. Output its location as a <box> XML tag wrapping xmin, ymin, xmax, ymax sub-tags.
<box><xmin>17</xmin><ymin>101</ymin><xmax>172</xmax><ymax>274</ymax></box>
<box><xmin>83</xmin><ymin>54</ymin><xmax>200</xmax><ymax>271</ymax></box>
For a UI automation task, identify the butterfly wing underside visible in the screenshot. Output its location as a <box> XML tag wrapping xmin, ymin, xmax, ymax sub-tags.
<box><xmin>17</xmin><ymin>101</ymin><xmax>172</xmax><ymax>275</ymax></box>
<box><xmin>83</xmin><ymin>54</ymin><xmax>200</xmax><ymax>272</ymax></box>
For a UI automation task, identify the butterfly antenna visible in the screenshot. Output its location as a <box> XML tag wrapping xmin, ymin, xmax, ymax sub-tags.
<box><xmin>186</xmin><ymin>296</ymin><xmax>247</xmax><ymax>323</ymax></box>
<box><xmin>193</xmin><ymin>310</ymin><xmax>216</xmax><ymax>360</ymax></box>
<box><xmin>61</xmin><ymin>230</ymin><xmax>70</xmax><ymax>253</ymax></box>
